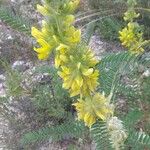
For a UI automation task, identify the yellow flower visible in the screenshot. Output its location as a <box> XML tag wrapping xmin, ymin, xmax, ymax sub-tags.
<box><xmin>56</xmin><ymin>44</ymin><xmax>69</xmax><ymax>54</ymax></box>
<box><xmin>119</xmin><ymin>22</ymin><xmax>145</xmax><ymax>54</ymax></box>
<box><xmin>31</xmin><ymin>27</ymin><xmax>44</xmax><ymax>39</ymax></box>
<box><xmin>31</xmin><ymin>22</ymin><xmax>56</xmax><ymax>60</ymax></box>
<box><xmin>34</xmin><ymin>39</ymin><xmax>52</xmax><ymax>60</ymax></box>
<box><xmin>65</xmin><ymin>27</ymin><xmax>81</xmax><ymax>44</ymax></box>
<box><xmin>73</xmin><ymin>93</ymin><xmax>114</xmax><ymax>127</ymax></box>
<box><xmin>37</xmin><ymin>4</ymin><xmax>49</xmax><ymax>16</ymax></box>
<box><xmin>123</xmin><ymin>10</ymin><xmax>140</xmax><ymax>22</ymax></box>
<box><xmin>56</xmin><ymin>44</ymin><xmax>99</xmax><ymax>97</ymax></box>
<box><xmin>31</xmin><ymin>22</ymin><xmax>54</xmax><ymax>40</ymax></box>
<box><xmin>54</xmin><ymin>44</ymin><xmax>70</xmax><ymax>68</ymax></box>
<box><xmin>64</xmin><ymin>0</ymin><xmax>80</xmax><ymax>12</ymax></box>
<box><xmin>58</xmin><ymin>65</ymin><xmax>99</xmax><ymax>97</ymax></box>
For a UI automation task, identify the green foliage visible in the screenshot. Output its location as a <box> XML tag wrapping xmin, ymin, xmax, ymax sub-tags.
<box><xmin>138</xmin><ymin>0</ymin><xmax>150</xmax><ymax>39</ymax></box>
<box><xmin>32</xmin><ymin>65</ymin><xmax>73</xmax><ymax>119</ymax></box>
<box><xmin>126</xmin><ymin>131</ymin><xmax>150</xmax><ymax>149</ymax></box>
<box><xmin>92</xmin><ymin>52</ymin><xmax>150</xmax><ymax>149</ymax></box>
<box><xmin>84</xmin><ymin>0</ymin><xmax>125</xmax><ymax>41</ymax></box>
<box><xmin>0</xmin><ymin>6</ymin><xmax>31</xmax><ymax>35</ymax></box>
<box><xmin>123</xmin><ymin>109</ymin><xmax>143</xmax><ymax>129</ymax></box>
<box><xmin>1</xmin><ymin>61</ymin><xmax>23</xmax><ymax>97</ymax></box>
<box><xmin>18</xmin><ymin>65</ymin><xmax>88</xmax><ymax>147</ymax></box>
<box><xmin>97</xmin><ymin>52</ymin><xmax>140</xmax><ymax>97</ymax></box>
<box><xmin>85</xmin><ymin>17</ymin><xmax>124</xmax><ymax>42</ymax></box>
<box><xmin>91</xmin><ymin>121</ymin><xmax>112</xmax><ymax>150</ymax></box>
<box><xmin>141</xmin><ymin>75</ymin><xmax>150</xmax><ymax>102</ymax></box>
<box><xmin>21</xmin><ymin>120</ymin><xmax>86</xmax><ymax>146</ymax></box>
<box><xmin>97</xmin><ymin>18</ymin><xmax>124</xmax><ymax>41</ymax></box>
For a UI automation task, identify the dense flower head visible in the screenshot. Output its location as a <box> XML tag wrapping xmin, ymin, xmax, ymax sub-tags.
<box><xmin>119</xmin><ymin>0</ymin><xmax>147</xmax><ymax>55</ymax></box>
<box><xmin>73</xmin><ymin>93</ymin><xmax>114</xmax><ymax>127</ymax></box>
<box><xmin>31</xmin><ymin>0</ymin><xmax>81</xmax><ymax>60</ymax></box>
<box><xmin>31</xmin><ymin>21</ymin><xmax>56</xmax><ymax>60</ymax></box>
<box><xmin>123</xmin><ymin>10</ymin><xmax>140</xmax><ymax>22</ymax></box>
<box><xmin>107</xmin><ymin>117</ymin><xmax>127</xmax><ymax>149</ymax></box>
<box><xmin>57</xmin><ymin>44</ymin><xmax>99</xmax><ymax>97</ymax></box>
<box><xmin>119</xmin><ymin>22</ymin><xmax>145</xmax><ymax>54</ymax></box>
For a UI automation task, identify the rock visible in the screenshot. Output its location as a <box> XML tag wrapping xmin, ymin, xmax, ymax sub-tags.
<box><xmin>89</xmin><ymin>35</ymin><xmax>106</xmax><ymax>60</ymax></box>
<box><xmin>143</xmin><ymin>70</ymin><xmax>150</xmax><ymax>77</ymax></box>
<box><xmin>0</xmin><ymin>83</ymin><xmax>6</xmax><ymax>97</ymax></box>
<box><xmin>12</xmin><ymin>61</ymin><xmax>30</xmax><ymax>72</ymax></box>
<box><xmin>0</xmin><ymin>74</ymin><xmax>6</xmax><ymax>83</ymax></box>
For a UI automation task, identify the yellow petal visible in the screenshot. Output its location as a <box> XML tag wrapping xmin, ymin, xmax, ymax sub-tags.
<box><xmin>70</xmin><ymin>89</ymin><xmax>80</xmax><ymax>97</ymax></box>
<box><xmin>60</xmin><ymin>54</ymin><xmax>68</xmax><ymax>62</ymax></box>
<box><xmin>37</xmin><ymin>4</ymin><xmax>49</xmax><ymax>16</ymax></box>
<box><xmin>88</xmin><ymin>115</ymin><xmax>96</xmax><ymax>127</ymax></box>
<box><xmin>73</xmin><ymin>29</ymin><xmax>81</xmax><ymax>43</ymax></box>
<box><xmin>56</xmin><ymin>44</ymin><xmax>69</xmax><ymax>54</ymax></box>
<box><xmin>55</xmin><ymin>55</ymin><xmax>61</xmax><ymax>68</ymax></box>
<box><xmin>64</xmin><ymin>15</ymin><xmax>75</xmax><ymax>25</ymax></box>
<box><xmin>75</xmin><ymin>75</ymin><xmax>83</xmax><ymax>87</ymax></box>
<box><xmin>61</xmin><ymin>66</ymin><xmax>70</xmax><ymax>74</ymax></box>
<box><xmin>33</xmin><ymin>45</ymin><xmax>51</xmax><ymax>53</ymax></box>
<box><xmin>95</xmin><ymin>111</ymin><xmax>106</xmax><ymax>121</ymax></box>
<box><xmin>37</xmin><ymin>53</ymin><xmax>49</xmax><ymax>60</ymax></box>
<box><xmin>37</xmin><ymin>39</ymin><xmax>50</xmax><ymax>47</ymax></box>
<box><xmin>82</xmin><ymin>68</ymin><xmax>93</xmax><ymax>76</ymax></box>
<box><xmin>31</xmin><ymin>27</ymin><xmax>43</xmax><ymax>39</ymax></box>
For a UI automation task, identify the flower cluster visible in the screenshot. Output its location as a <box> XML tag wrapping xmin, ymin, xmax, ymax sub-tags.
<box><xmin>31</xmin><ymin>0</ymin><xmax>99</xmax><ymax>97</ymax></box>
<box><xmin>31</xmin><ymin>0</ymin><xmax>127</xmax><ymax>148</ymax></box>
<box><xmin>119</xmin><ymin>0</ymin><xmax>147</xmax><ymax>55</ymax></box>
<box><xmin>31</xmin><ymin>0</ymin><xmax>81</xmax><ymax>60</ymax></box>
<box><xmin>119</xmin><ymin>22</ymin><xmax>145</xmax><ymax>54</ymax></box>
<box><xmin>73</xmin><ymin>93</ymin><xmax>114</xmax><ymax>127</ymax></box>
<box><xmin>107</xmin><ymin>117</ymin><xmax>127</xmax><ymax>149</ymax></box>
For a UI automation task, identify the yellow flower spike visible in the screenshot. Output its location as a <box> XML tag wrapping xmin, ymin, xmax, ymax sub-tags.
<box><xmin>37</xmin><ymin>4</ymin><xmax>49</xmax><ymax>16</ymax></box>
<box><xmin>119</xmin><ymin>22</ymin><xmax>145</xmax><ymax>54</ymax></box>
